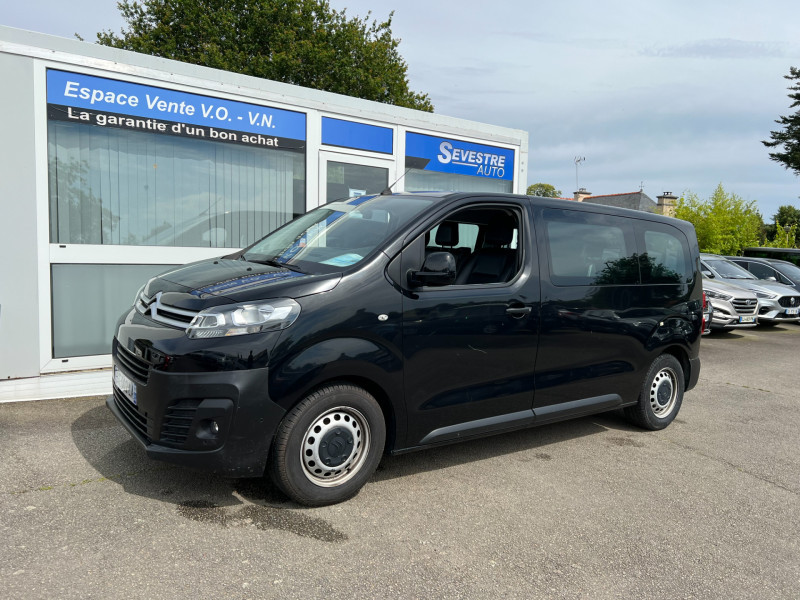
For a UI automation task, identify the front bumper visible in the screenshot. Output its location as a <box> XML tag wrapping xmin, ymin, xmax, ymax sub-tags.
<box><xmin>107</xmin><ymin>358</ymin><xmax>286</xmax><ymax>477</ymax></box>
<box><xmin>757</xmin><ymin>298</ymin><xmax>800</xmax><ymax>322</ymax></box>
<box><xmin>708</xmin><ymin>302</ymin><xmax>758</xmax><ymax>329</ymax></box>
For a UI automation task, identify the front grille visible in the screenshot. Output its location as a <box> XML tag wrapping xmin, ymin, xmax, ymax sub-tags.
<box><xmin>731</xmin><ymin>298</ymin><xmax>757</xmax><ymax>315</ymax></box>
<box><xmin>778</xmin><ymin>296</ymin><xmax>800</xmax><ymax>308</ymax></box>
<box><xmin>160</xmin><ymin>400</ymin><xmax>201</xmax><ymax>446</ymax></box>
<box><xmin>136</xmin><ymin>291</ymin><xmax>199</xmax><ymax>329</ymax></box>
<box><xmin>115</xmin><ymin>343</ymin><xmax>150</xmax><ymax>385</ymax></box>
<box><xmin>112</xmin><ymin>388</ymin><xmax>150</xmax><ymax>441</ymax></box>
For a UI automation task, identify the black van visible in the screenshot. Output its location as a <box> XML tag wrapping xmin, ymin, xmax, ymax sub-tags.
<box><xmin>108</xmin><ymin>192</ymin><xmax>702</xmax><ymax>505</ymax></box>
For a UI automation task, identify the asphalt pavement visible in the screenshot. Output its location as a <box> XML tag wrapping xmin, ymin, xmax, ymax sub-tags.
<box><xmin>1</xmin><ymin>325</ymin><xmax>799</xmax><ymax>599</ymax></box>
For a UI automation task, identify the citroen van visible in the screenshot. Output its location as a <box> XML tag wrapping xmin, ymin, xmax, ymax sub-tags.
<box><xmin>108</xmin><ymin>192</ymin><xmax>702</xmax><ymax>505</ymax></box>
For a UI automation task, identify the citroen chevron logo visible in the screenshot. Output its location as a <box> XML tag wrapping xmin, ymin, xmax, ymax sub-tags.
<box><xmin>148</xmin><ymin>292</ymin><xmax>163</xmax><ymax>316</ymax></box>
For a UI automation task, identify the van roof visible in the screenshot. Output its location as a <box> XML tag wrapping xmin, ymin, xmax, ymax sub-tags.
<box><xmin>379</xmin><ymin>191</ymin><xmax>692</xmax><ymax>230</ymax></box>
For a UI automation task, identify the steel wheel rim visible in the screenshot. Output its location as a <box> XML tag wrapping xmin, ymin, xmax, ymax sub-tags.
<box><xmin>300</xmin><ymin>406</ymin><xmax>370</xmax><ymax>487</ymax></box>
<box><xmin>650</xmin><ymin>367</ymin><xmax>679</xmax><ymax>418</ymax></box>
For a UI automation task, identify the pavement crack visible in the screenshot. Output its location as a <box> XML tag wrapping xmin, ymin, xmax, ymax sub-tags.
<box><xmin>665</xmin><ymin>439</ymin><xmax>799</xmax><ymax>498</ymax></box>
<box><xmin>6</xmin><ymin>465</ymin><xmax>174</xmax><ymax>495</ymax></box>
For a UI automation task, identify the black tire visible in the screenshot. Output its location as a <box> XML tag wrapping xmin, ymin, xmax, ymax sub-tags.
<box><xmin>624</xmin><ymin>354</ymin><xmax>684</xmax><ymax>431</ymax></box>
<box><xmin>269</xmin><ymin>384</ymin><xmax>386</xmax><ymax>506</ymax></box>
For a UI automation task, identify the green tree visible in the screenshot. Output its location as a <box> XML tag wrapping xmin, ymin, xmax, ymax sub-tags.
<box><xmin>526</xmin><ymin>183</ymin><xmax>562</xmax><ymax>197</ymax></box>
<box><xmin>674</xmin><ymin>184</ymin><xmax>764</xmax><ymax>255</ymax></box>
<box><xmin>763</xmin><ymin>66</ymin><xmax>800</xmax><ymax>176</ymax></box>
<box><xmin>764</xmin><ymin>222</ymin><xmax>799</xmax><ymax>248</ymax></box>
<box><xmin>93</xmin><ymin>0</ymin><xmax>433</xmax><ymax>111</ymax></box>
<box><xmin>762</xmin><ymin>205</ymin><xmax>800</xmax><ymax>246</ymax></box>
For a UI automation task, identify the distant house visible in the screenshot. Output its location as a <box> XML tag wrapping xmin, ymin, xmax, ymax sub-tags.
<box><xmin>569</xmin><ymin>188</ymin><xmax>677</xmax><ymax>217</ymax></box>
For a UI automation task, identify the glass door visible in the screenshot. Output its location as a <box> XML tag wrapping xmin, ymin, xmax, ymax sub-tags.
<box><xmin>319</xmin><ymin>151</ymin><xmax>395</xmax><ymax>204</ymax></box>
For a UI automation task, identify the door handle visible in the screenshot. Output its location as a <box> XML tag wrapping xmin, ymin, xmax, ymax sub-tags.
<box><xmin>506</xmin><ymin>305</ymin><xmax>531</xmax><ymax>318</ymax></box>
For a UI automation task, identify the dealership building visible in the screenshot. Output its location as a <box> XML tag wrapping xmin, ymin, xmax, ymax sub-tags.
<box><xmin>0</xmin><ymin>26</ymin><xmax>528</xmax><ymax>398</ymax></box>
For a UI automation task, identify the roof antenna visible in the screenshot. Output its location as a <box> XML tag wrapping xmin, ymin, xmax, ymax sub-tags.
<box><xmin>574</xmin><ymin>156</ymin><xmax>586</xmax><ymax>191</ymax></box>
<box><xmin>381</xmin><ymin>167</ymin><xmax>412</xmax><ymax>195</ymax></box>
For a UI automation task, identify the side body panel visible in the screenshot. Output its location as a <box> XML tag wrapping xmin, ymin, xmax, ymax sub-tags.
<box><xmin>398</xmin><ymin>198</ymin><xmax>541</xmax><ymax>448</ymax></box>
<box><xmin>532</xmin><ymin>202</ymin><xmax>701</xmax><ymax>412</ymax></box>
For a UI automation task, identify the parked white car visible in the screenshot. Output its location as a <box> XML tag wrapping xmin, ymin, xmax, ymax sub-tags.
<box><xmin>702</xmin><ymin>275</ymin><xmax>758</xmax><ymax>330</ymax></box>
<box><xmin>700</xmin><ymin>254</ymin><xmax>800</xmax><ymax>325</ymax></box>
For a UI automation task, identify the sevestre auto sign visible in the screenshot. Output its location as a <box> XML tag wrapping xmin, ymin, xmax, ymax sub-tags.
<box><xmin>405</xmin><ymin>132</ymin><xmax>514</xmax><ymax>181</ymax></box>
<box><xmin>46</xmin><ymin>69</ymin><xmax>307</xmax><ymax>150</ymax></box>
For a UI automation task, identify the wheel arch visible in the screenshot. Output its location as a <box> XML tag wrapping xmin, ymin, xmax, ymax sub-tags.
<box><xmin>660</xmin><ymin>344</ymin><xmax>691</xmax><ymax>390</ymax></box>
<box><xmin>268</xmin><ymin>337</ymin><xmax>405</xmax><ymax>452</ymax></box>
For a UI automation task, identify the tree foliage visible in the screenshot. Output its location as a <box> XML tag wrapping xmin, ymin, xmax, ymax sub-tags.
<box><xmin>526</xmin><ymin>183</ymin><xmax>562</xmax><ymax>197</ymax></box>
<box><xmin>674</xmin><ymin>184</ymin><xmax>763</xmax><ymax>255</ymax></box>
<box><xmin>763</xmin><ymin>222</ymin><xmax>799</xmax><ymax>248</ymax></box>
<box><xmin>763</xmin><ymin>66</ymin><xmax>800</xmax><ymax>176</ymax></box>
<box><xmin>762</xmin><ymin>204</ymin><xmax>800</xmax><ymax>247</ymax></box>
<box><xmin>94</xmin><ymin>0</ymin><xmax>433</xmax><ymax>111</ymax></box>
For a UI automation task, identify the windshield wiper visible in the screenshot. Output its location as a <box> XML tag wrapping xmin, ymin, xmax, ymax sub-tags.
<box><xmin>246</xmin><ymin>257</ymin><xmax>305</xmax><ymax>273</ymax></box>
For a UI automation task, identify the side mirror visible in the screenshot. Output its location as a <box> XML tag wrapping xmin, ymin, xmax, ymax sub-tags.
<box><xmin>766</xmin><ymin>276</ymin><xmax>777</xmax><ymax>282</ymax></box>
<box><xmin>409</xmin><ymin>252</ymin><xmax>456</xmax><ymax>287</ymax></box>
<box><xmin>701</xmin><ymin>270</ymin><xmax>714</xmax><ymax>278</ymax></box>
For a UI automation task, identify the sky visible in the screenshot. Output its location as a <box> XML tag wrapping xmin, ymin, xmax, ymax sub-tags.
<box><xmin>3</xmin><ymin>0</ymin><xmax>800</xmax><ymax>218</ymax></box>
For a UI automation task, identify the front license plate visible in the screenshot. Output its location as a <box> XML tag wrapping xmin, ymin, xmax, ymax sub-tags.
<box><xmin>114</xmin><ymin>366</ymin><xmax>137</xmax><ymax>406</ymax></box>
<box><xmin>738</xmin><ymin>315</ymin><xmax>756</xmax><ymax>323</ymax></box>
<box><xmin>785</xmin><ymin>307</ymin><xmax>799</xmax><ymax>316</ymax></box>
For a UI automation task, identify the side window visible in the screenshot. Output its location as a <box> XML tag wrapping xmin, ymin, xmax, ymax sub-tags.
<box><xmin>543</xmin><ymin>209</ymin><xmax>636</xmax><ymax>286</ymax></box>
<box><xmin>747</xmin><ymin>262</ymin><xmax>776</xmax><ymax>280</ymax></box>
<box><xmin>639</xmin><ymin>225</ymin><xmax>691</xmax><ymax>284</ymax></box>
<box><xmin>427</xmin><ymin>222</ymin><xmax>480</xmax><ymax>253</ymax></box>
<box><xmin>422</xmin><ymin>206</ymin><xmax>522</xmax><ymax>286</ymax></box>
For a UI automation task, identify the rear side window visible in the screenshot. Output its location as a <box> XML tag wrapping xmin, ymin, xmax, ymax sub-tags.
<box><xmin>638</xmin><ymin>224</ymin><xmax>691</xmax><ymax>284</ymax></box>
<box><xmin>543</xmin><ymin>209</ymin><xmax>637</xmax><ymax>286</ymax></box>
<box><xmin>745</xmin><ymin>261</ymin><xmax>777</xmax><ymax>280</ymax></box>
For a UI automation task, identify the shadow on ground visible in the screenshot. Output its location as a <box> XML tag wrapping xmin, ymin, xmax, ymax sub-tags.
<box><xmin>71</xmin><ymin>401</ymin><xmax>641</xmax><ymax>539</ymax></box>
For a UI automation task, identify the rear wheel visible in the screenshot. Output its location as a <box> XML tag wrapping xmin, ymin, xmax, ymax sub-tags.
<box><xmin>269</xmin><ymin>384</ymin><xmax>386</xmax><ymax>506</ymax></box>
<box><xmin>624</xmin><ymin>354</ymin><xmax>684</xmax><ymax>430</ymax></box>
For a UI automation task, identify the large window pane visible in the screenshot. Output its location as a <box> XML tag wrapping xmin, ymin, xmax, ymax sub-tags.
<box><xmin>48</xmin><ymin>121</ymin><xmax>305</xmax><ymax>247</ymax></box>
<box><xmin>326</xmin><ymin>161</ymin><xmax>388</xmax><ymax>202</ymax></box>
<box><xmin>52</xmin><ymin>264</ymin><xmax>175</xmax><ymax>358</ymax></box>
<box><xmin>404</xmin><ymin>169</ymin><xmax>512</xmax><ymax>194</ymax></box>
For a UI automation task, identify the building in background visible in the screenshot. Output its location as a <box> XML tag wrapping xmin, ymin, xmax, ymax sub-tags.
<box><xmin>0</xmin><ymin>26</ymin><xmax>528</xmax><ymax>382</ymax></box>
<box><xmin>571</xmin><ymin>188</ymin><xmax>677</xmax><ymax>217</ymax></box>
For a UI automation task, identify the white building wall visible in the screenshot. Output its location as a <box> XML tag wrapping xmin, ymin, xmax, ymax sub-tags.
<box><xmin>0</xmin><ymin>51</ymin><xmax>40</xmax><ymax>379</ymax></box>
<box><xmin>0</xmin><ymin>25</ymin><xmax>528</xmax><ymax>381</ymax></box>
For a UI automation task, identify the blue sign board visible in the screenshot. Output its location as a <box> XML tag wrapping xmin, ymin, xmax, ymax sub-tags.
<box><xmin>321</xmin><ymin>117</ymin><xmax>393</xmax><ymax>154</ymax></box>
<box><xmin>47</xmin><ymin>69</ymin><xmax>306</xmax><ymax>149</ymax></box>
<box><xmin>405</xmin><ymin>132</ymin><xmax>514</xmax><ymax>181</ymax></box>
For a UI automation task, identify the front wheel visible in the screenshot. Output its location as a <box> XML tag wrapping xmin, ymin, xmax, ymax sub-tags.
<box><xmin>269</xmin><ymin>384</ymin><xmax>386</xmax><ymax>506</ymax></box>
<box><xmin>624</xmin><ymin>354</ymin><xmax>684</xmax><ymax>430</ymax></box>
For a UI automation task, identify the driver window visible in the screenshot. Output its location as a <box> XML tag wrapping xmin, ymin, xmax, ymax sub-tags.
<box><xmin>745</xmin><ymin>262</ymin><xmax>773</xmax><ymax>280</ymax></box>
<box><xmin>423</xmin><ymin>207</ymin><xmax>521</xmax><ymax>286</ymax></box>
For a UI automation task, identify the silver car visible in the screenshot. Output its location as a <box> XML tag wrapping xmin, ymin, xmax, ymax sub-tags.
<box><xmin>702</xmin><ymin>275</ymin><xmax>758</xmax><ymax>329</ymax></box>
<box><xmin>700</xmin><ymin>254</ymin><xmax>800</xmax><ymax>324</ymax></box>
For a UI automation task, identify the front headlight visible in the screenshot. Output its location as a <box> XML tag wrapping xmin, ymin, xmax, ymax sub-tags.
<box><xmin>754</xmin><ymin>291</ymin><xmax>777</xmax><ymax>300</ymax></box>
<box><xmin>705</xmin><ymin>290</ymin><xmax>732</xmax><ymax>301</ymax></box>
<box><xmin>186</xmin><ymin>298</ymin><xmax>301</xmax><ymax>339</ymax></box>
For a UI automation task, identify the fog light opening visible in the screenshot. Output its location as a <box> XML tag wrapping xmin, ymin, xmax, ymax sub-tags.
<box><xmin>209</xmin><ymin>420</ymin><xmax>220</xmax><ymax>435</ymax></box>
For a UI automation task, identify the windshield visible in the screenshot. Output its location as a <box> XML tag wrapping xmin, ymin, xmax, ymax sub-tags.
<box><xmin>243</xmin><ymin>195</ymin><xmax>436</xmax><ymax>272</ymax></box>
<box><xmin>706</xmin><ymin>259</ymin><xmax>756</xmax><ymax>279</ymax></box>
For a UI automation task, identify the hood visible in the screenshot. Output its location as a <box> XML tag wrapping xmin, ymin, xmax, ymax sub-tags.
<box><xmin>143</xmin><ymin>258</ymin><xmax>342</xmax><ymax>309</ymax></box>
<box><xmin>723</xmin><ymin>278</ymin><xmax>797</xmax><ymax>297</ymax></box>
<box><xmin>702</xmin><ymin>277</ymin><xmax>757</xmax><ymax>298</ymax></box>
